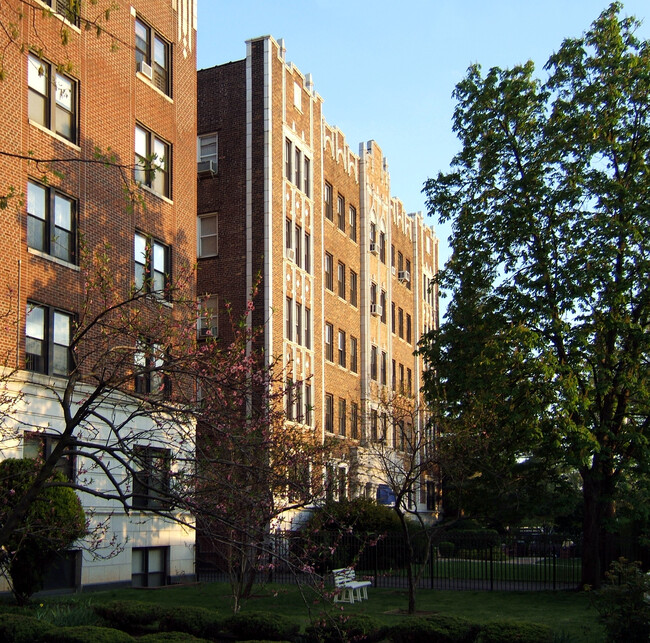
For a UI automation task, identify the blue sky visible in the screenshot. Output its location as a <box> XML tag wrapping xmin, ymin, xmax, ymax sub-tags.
<box><xmin>197</xmin><ymin>1</ymin><xmax>650</xmax><ymax>272</ymax></box>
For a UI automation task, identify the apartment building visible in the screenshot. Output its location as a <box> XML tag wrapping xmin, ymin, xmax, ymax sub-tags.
<box><xmin>0</xmin><ymin>0</ymin><xmax>197</xmax><ymax>590</ymax></box>
<box><xmin>197</xmin><ymin>36</ymin><xmax>440</xmax><ymax>525</ymax></box>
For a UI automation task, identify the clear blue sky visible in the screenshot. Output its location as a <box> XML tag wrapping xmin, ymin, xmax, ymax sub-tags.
<box><xmin>197</xmin><ymin>1</ymin><xmax>649</xmax><ymax>272</ymax></box>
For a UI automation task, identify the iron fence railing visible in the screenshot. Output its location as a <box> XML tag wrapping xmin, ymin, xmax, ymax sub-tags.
<box><xmin>196</xmin><ymin>529</ymin><xmax>647</xmax><ymax>592</ymax></box>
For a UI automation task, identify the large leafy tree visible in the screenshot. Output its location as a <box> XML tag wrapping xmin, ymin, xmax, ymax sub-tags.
<box><xmin>422</xmin><ymin>3</ymin><xmax>650</xmax><ymax>588</ymax></box>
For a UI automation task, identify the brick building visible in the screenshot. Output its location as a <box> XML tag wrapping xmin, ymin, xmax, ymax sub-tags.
<box><xmin>0</xmin><ymin>0</ymin><xmax>196</xmax><ymax>590</ymax></box>
<box><xmin>197</xmin><ymin>36</ymin><xmax>440</xmax><ymax>526</ymax></box>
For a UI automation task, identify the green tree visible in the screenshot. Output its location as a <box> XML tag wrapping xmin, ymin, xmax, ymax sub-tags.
<box><xmin>422</xmin><ymin>3</ymin><xmax>650</xmax><ymax>588</ymax></box>
<box><xmin>0</xmin><ymin>458</ymin><xmax>86</xmax><ymax>604</ymax></box>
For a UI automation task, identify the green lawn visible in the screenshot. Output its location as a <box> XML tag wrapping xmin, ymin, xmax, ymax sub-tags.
<box><xmin>25</xmin><ymin>581</ymin><xmax>603</xmax><ymax>641</ymax></box>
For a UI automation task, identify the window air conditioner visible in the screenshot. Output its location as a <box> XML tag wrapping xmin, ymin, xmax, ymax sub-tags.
<box><xmin>398</xmin><ymin>270</ymin><xmax>410</xmax><ymax>283</ymax></box>
<box><xmin>287</xmin><ymin>248</ymin><xmax>295</xmax><ymax>261</ymax></box>
<box><xmin>197</xmin><ymin>159</ymin><xmax>217</xmax><ymax>175</ymax></box>
<box><xmin>370</xmin><ymin>304</ymin><xmax>382</xmax><ymax>317</ymax></box>
<box><xmin>137</xmin><ymin>61</ymin><xmax>153</xmax><ymax>80</ymax></box>
<box><xmin>199</xmin><ymin>325</ymin><xmax>218</xmax><ymax>339</ymax></box>
<box><xmin>369</xmin><ymin>243</ymin><xmax>378</xmax><ymax>254</ymax></box>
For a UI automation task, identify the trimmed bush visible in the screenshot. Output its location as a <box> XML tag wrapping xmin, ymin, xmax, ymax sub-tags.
<box><xmin>139</xmin><ymin>633</ymin><xmax>211</xmax><ymax>642</ymax></box>
<box><xmin>93</xmin><ymin>601</ymin><xmax>163</xmax><ymax>633</ymax></box>
<box><xmin>478</xmin><ymin>620</ymin><xmax>553</xmax><ymax>643</ymax></box>
<box><xmin>224</xmin><ymin>611</ymin><xmax>299</xmax><ymax>641</ymax></box>
<box><xmin>0</xmin><ymin>613</ymin><xmax>55</xmax><ymax>643</ymax></box>
<box><xmin>388</xmin><ymin>614</ymin><xmax>479</xmax><ymax>643</ymax></box>
<box><xmin>158</xmin><ymin>605</ymin><xmax>224</xmax><ymax>639</ymax></box>
<box><xmin>304</xmin><ymin>613</ymin><xmax>385</xmax><ymax>642</ymax></box>
<box><xmin>438</xmin><ymin>541</ymin><xmax>455</xmax><ymax>557</ymax></box>
<box><xmin>44</xmin><ymin>625</ymin><xmax>135</xmax><ymax>642</ymax></box>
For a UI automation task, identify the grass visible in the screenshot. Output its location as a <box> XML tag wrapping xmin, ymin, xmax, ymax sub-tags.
<box><xmin>11</xmin><ymin>581</ymin><xmax>602</xmax><ymax>642</ymax></box>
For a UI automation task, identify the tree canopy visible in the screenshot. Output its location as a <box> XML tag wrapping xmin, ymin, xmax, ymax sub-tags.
<box><xmin>421</xmin><ymin>2</ymin><xmax>650</xmax><ymax>587</ymax></box>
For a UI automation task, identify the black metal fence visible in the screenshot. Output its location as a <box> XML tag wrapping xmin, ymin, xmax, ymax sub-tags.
<box><xmin>196</xmin><ymin>529</ymin><xmax>647</xmax><ymax>592</ymax></box>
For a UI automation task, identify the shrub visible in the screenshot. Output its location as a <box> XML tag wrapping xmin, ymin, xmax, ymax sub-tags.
<box><xmin>478</xmin><ymin>620</ymin><xmax>553</xmax><ymax>643</ymax></box>
<box><xmin>224</xmin><ymin>611</ymin><xmax>299</xmax><ymax>641</ymax></box>
<box><xmin>45</xmin><ymin>625</ymin><xmax>135</xmax><ymax>642</ymax></box>
<box><xmin>306</xmin><ymin>498</ymin><xmax>402</xmax><ymax>534</ymax></box>
<box><xmin>304</xmin><ymin>613</ymin><xmax>385</xmax><ymax>642</ymax></box>
<box><xmin>158</xmin><ymin>605</ymin><xmax>224</xmax><ymax>639</ymax></box>
<box><xmin>0</xmin><ymin>613</ymin><xmax>54</xmax><ymax>643</ymax></box>
<box><xmin>592</xmin><ymin>558</ymin><xmax>650</xmax><ymax>643</ymax></box>
<box><xmin>438</xmin><ymin>542</ymin><xmax>455</xmax><ymax>557</ymax></box>
<box><xmin>93</xmin><ymin>601</ymin><xmax>164</xmax><ymax>633</ymax></box>
<box><xmin>139</xmin><ymin>633</ymin><xmax>211</xmax><ymax>642</ymax></box>
<box><xmin>0</xmin><ymin>459</ymin><xmax>86</xmax><ymax>604</ymax></box>
<box><xmin>387</xmin><ymin>614</ymin><xmax>479</xmax><ymax>643</ymax></box>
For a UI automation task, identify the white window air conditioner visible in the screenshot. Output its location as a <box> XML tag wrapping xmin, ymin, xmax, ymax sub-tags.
<box><xmin>199</xmin><ymin>325</ymin><xmax>218</xmax><ymax>339</ymax></box>
<box><xmin>370</xmin><ymin>304</ymin><xmax>382</xmax><ymax>317</ymax></box>
<box><xmin>137</xmin><ymin>61</ymin><xmax>153</xmax><ymax>80</ymax></box>
<box><xmin>287</xmin><ymin>248</ymin><xmax>295</xmax><ymax>262</ymax></box>
<box><xmin>197</xmin><ymin>159</ymin><xmax>217</xmax><ymax>175</ymax></box>
<box><xmin>369</xmin><ymin>243</ymin><xmax>378</xmax><ymax>255</ymax></box>
<box><xmin>398</xmin><ymin>270</ymin><xmax>410</xmax><ymax>283</ymax></box>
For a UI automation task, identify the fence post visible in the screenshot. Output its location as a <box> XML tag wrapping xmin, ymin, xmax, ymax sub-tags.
<box><xmin>490</xmin><ymin>545</ymin><xmax>494</xmax><ymax>591</ymax></box>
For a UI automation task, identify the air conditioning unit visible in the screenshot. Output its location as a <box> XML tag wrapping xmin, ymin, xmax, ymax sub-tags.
<box><xmin>369</xmin><ymin>243</ymin><xmax>378</xmax><ymax>254</ymax></box>
<box><xmin>391</xmin><ymin>266</ymin><xmax>396</xmax><ymax>275</ymax></box>
<box><xmin>287</xmin><ymin>248</ymin><xmax>295</xmax><ymax>261</ymax></box>
<box><xmin>198</xmin><ymin>325</ymin><xmax>218</xmax><ymax>339</ymax></box>
<box><xmin>137</xmin><ymin>61</ymin><xmax>153</xmax><ymax>80</ymax></box>
<box><xmin>370</xmin><ymin>304</ymin><xmax>382</xmax><ymax>317</ymax></box>
<box><xmin>197</xmin><ymin>159</ymin><xmax>217</xmax><ymax>175</ymax></box>
<box><xmin>398</xmin><ymin>270</ymin><xmax>410</xmax><ymax>283</ymax></box>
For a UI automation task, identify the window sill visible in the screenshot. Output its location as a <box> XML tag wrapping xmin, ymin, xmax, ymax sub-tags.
<box><xmin>29</xmin><ymin>120</ymin><xmax>81</xmax><ymax>151</ymax></box>
<box><xmin>33</xmin><ymin>0</ymin><xmax>82</xmax><ymax>33</ymax></box>
<box><xmin>138</xmin><ymin>184</ymin><xmax>174</xmax><ymax>205</ymax></box>
<box><xmin>136</xmin><ymin>72</ymin><xmax>174</xmax><ymax>103</ymax></box>
<box><xmin>28</xmin><ymin>247</ymin><xmax>79</xmax><ymax>271</ymax></box>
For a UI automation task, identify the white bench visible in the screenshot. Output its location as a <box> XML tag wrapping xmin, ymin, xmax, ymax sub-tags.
<box><xmin>332</xmin><ymin>567</ymin><xmax>372</xmax><ymax>603</ymax></box>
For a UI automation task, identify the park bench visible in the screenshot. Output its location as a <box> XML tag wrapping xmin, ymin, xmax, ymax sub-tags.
<box><xmin>332</xmin><ymin>567</ymin><xmax>372</xmax><ymax>604</ymax></box>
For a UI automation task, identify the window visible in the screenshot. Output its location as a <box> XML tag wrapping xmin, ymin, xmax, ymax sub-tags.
<box><xmin>43</xmin><ymin>0</ymin><xmax>80</xmax><ymax>25</ymax></box>
<box><xmin>392</xmin><ymin>302</ymin><xmax>396</xmax><ymax>333</ymax></box>
<box><xmin>133</xmin><ymin>446</ymin><xmax>170</xmax><ymax>509</ymax></box>
<box><xmin>325</xmin><ymin>323</ymin><xmax>334</xmax><ymax>361</ymax></box>
<box><xmin>305</xmin><ymin>308</ymin><xmax>311</xmax><ymax>349</ymax></box>
<box><xmin>405</xmin><ymin>258</ymin><xmax>412</xmax><ymax>289</ymax></box>
<box><xmin>134</xmin><ymin>233</ymin><xmax>170</xmax><ymax>296</ymax></box>
<box><xmin>380</xmin><ymin>290</ymin><xmax>387</xmax><ymax>324</ymax></box>
<box><xmin>198</xmin><ymin>214</ymin><xmax>217</xmax><ymax>257</ymax></box>
<box><xmin>349</xmin><ymin>270</ymin><xmax>358</xmax><ymax>307</ymax></box>
<box><xmin>399</xmin><ymin>363</ymin><xmax>405</xmax><ymax>394</ymax></box>
<box><xmin>304</xmin><ymin>157</ymin><xmax>311</xmax><ymax>197</ymax></box>
<box><xmin>27</xmin><ymin>180</ymin><xmax>76</xmax><ymax>263</ymax></box>
<box><xmin>391</xmin><ymin>244</ymin><xmax>395</xmax><ymax>269</ymax></box>
<box><xmin>406</xmin><ymin>313</ymin><xmax>412</xmax><ymax>344</ymax></box>
<box><xmin>295</xmin><ymin>302</ymin><xmax>302</xmax><ymax>345</ymax></box>
<box><xmin>286</xmin><ymin>378</ymin><xmax>294</xmax><ymax>421</ymax></box>
<box><xmin>293</xmin><ymin>81</ymin><xmax>302</xmax><ymax>109</ymax></box>
<box><xmin>294</xmin><ymin>225</ymin><xmax>302</xmax><ymax>268</ymax></box>
<box><xmin>324</xmin><ymin>252</ymin><xmax>333</xmax><ymax>291</ymax></box>
<box><xmin>285</xmin><ymin>139</ymin><xmax>292</xmax><ymax>179</ymax></box>
<box><xmin>286</xmin><ymin>297</ymin><xmax>293</xmax><ymax>341</ymax></box>
<box><xmin>407</xmin><ymin>368</ymin><xmax>413</xmax><ymax>396</ymax></box>
<box><xmin>349</xmin><ymin>205</ymin><xmax>357</xmax><ymax>242</ymax></box>
<box><xmin>135</xmin><ymin>18</ymin><xmax>170</xmax><ymax>95</ymax></box>
<box><xmin>371</xmin><ymin>409</ymin><xmax>378</xmax><ymax>442</ymax></box>
<box><xmin>381</xmin><ymin>413</ymin><xmax>388</xmax><ymax>442</ymax></box>
<box><xmin>134</xmin><ymin>339</ymin><xmax>170</xmax><ymax>397</ymax></box>
<box><xmin>135</xmin><ymin>125</ymin><xmax>171</xmax><ymax>197</ymax></box>
<box><xmin>379</xmin><ymin>231</ymin><xmax>386</xmax><ymax>263</ymax></box>
<box><xmin>398</xmin><ymin>307</ymin><xmax>404</xmax><ymax>339</ymax></box>
<box><xmin>294</xmin><ymin>380</ymin><xmax>303</xmax><ymax>422</ymax></box>
<box><xmin>198</xmin><ymin>296</ymin><xmax>218</xmax><ymax>338</ymax></box>
<box><xmin>338</xmin><ymin>330</ymin><xmax>346</xmax><ymax>367</ymax></box>
<box><xmin>132</xmin><ymin>546</ymin><xmax>168</xmax><ymax>587</ymax></box>
<box><xmin>197</xmin><ymin>133</ymin><xmax>217</xmax><ymax>170</ymax></box>
<box><xmin>350</xmin><ymin>336</ymin><xmax>358</xmax><ymax>374</ymax></box>
<box><xmin>305</xmin><ymin>383</ymin><xmax>312</xmax><ymax>426</ymax></box>
<box><xmin>25</xmin><ymin>303</ymin><xmax>73</xmax><ymax>376</ymax></box>
<box><xmin>337</xmin><ymin>261</ymin><xmax>346</xmax><ymax>299</ymax></box>
<box><xmin>294</xmin><ymin>147</ymin><xmax>302</xmax><ymax>187</ymax></box>
<box><xmin>381</xmin><ymin>351</ymin><xmax>387</xmax><ymax>386</ymax></box>
<box><xmin>28</xmin><ymin>54</ymin><xmax>77</xmax><ymax>142</ymax></box>
<box><xmin>398</xmin><ymin>251</ymin><xmax>404</xmax><ymax>273</ymax></box>
<box><xmin>24</xmin><ymin>432</ymin><xmax>74</xmax><ymax>480</ymax></box>
<box><xmin>338</xmin><ymin>398</ymin><xmax>346</xmax><ymax>436</ymax></box>
<box><xmin>325</xmin><ymin>393</ymin><xmax>334</xmax><ymax>433</ymax></box>
<box><xmin>337</xmin><ymin>195</ymin><xmax>345</xmax><ymax>231</ymax></box>
<box><xmin>350</xmin><ymin>402</ymin><xmax>359</xmax><ymax>439</ymax></box>
<box><xmin>370</xmin><ymin>345</ymin><xmax>378</xmax><ymax>381</ymax></box>
<box><xmin>304</xmin><ymin>232</ymin><xmax>311</xmax><ymax>272</ymax></box>
<box><xmin>392</xmin><ymin>359</ymin><xmax>396</xmax><ymax>390</ymax></box>
<box><xmin>286</xmin><ymin>218</ymin><xmax>292</xmax><ymax>252</ymax></box>
<box><xmin>324</xmin><ymin>182</ymin><xmax>333</xmax><ymax>221</ymax></box>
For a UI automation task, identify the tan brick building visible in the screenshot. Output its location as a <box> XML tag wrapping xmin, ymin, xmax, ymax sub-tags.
<box><xmin>197</xmin><ymin>36</ymin><xmax>440</xmax><ymax>525</ymax></box>
<box><xmin>0</xmin><ymin>0</ymin><xmax>197</xmax><ymax>590</ymax></box>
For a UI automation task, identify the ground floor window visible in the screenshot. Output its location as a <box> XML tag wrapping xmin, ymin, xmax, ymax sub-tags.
<box><xmin>132</xmin><ymin>546</ymin><xmax>168</xmax><ymax>587</ymax></box>
<box><xmin>42</xmin><ymin>550</ymin><xmax>80</xmax><ymax>591</ymax></box>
